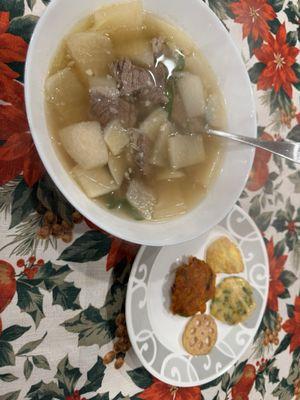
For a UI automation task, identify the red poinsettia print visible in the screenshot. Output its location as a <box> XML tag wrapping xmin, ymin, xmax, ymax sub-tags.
<box><xmin>266</xmin><ymin>238</ymin><xmax>287</xmax><ymax>312</ymax></box>
<box><xmin>0</xmin><ymin>11</ymin><xmax>45</xmax><ymax>187</ymax></box>
<box><xmin>282</xmin><ymin>296</ymin><xmax>300</xmax><ymax>352</ymax></box>
<box><xmin>254</xmin><ymin>23</ymin><xmax>299</xmax><ymax>97</ymax></box>
<box><xmin>230</xmin><ymin>0</ymin><xmax>276</xmax><ymax>41</ymax></box>
<box><xmin>247</xmin><ymin>132</ymin><xmax>273</xmax><ymax>191</ymax></box>
<box><xmin>231</xmin><ymin>364</ymin><xmax>256</xmax><ymax>399</ymax></box>
<box><xmin>65</xmin><ymin>390</ymin><xmax>86</xmax><ymax>400</ymax></box>
<box><xmin>106</xmin><ymin>238</ymin><xmax>139</xmax><ymax>271</ymax></box>
<box><xmin>138</xmin><ymin>378</ymin><xmax>201</xmax><ymax>400</ymax></box>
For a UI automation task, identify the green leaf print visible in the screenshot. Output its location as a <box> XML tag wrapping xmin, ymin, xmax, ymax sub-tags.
<box><xmin>52</xmin><ymin>282</ymin><xmax>81</xmax><ymax>311</ymax></box>
<box><xmin>24</xmin><ymin>358</ymin><xmax>33</xmax><ymax>380</ymax></box>
<box><xmin>26</xmin><ymin>381</ymin><xmax>64</xmax><ymax>400</ymax></box>
<box><xmin>248</xmin><ymin>63</ymin><xmax>265</xmax><ymax>84</ymax></box>
<box><xmin>0</xmin><ymin>325</ymin><xmax>30</xmax><ymax>342</ymax></box>
<box><xmin>55</xmin><ymin>356</ymin><xmax>82</xmax><ymax>396</ymax></box>
<box><xmin>0</xmin><ymin>373</ymin><xmax>18</xmax><ymax>382</ymax></box>
<box><xmin>0</xmin><ymin>341</ymin><xmax>15</xmax><ymax>367</ymax></box>
<box><xmin>269</xmin><ymin>0</ymin><xmax>285</xmax><ymax>13</ymax></box>
<box><xmin>32</xmin><ymin>262</ymin><xmax>72</xmax><ymax>290</ymax></box>
<box><xmin>0</xmin><ymin>391</ymin><xmax>21</xmax><ymax>400</ymax></box>
<box><xmin>10</xmin><ymin>180</ymin><xmax>38</xmax><ymax>229</ymax></box>
<box><xmin>32</xmin><ymin>355</ymin><xmax>50</xmax><ymax>370</ymax></box>
<box><xmin>0</xmin><ymin>0</ymin><xmax>24</xmax><ymax>19</ymax></box>
<box><xmin>274</xmin><ymin>334</ymin><xmax>292</xmax><ymax>356</ymax></box>
<box><xmin>280</xmin><ymin>270</ymin><xmax>297</xmax><ymax>288</ymax></box>
<box><xmin>16</xmin><ymin>280</ymin><xmax>44</xmax><ymax>328</ymax></box>
<box><xmin>247</xmin><ymin>36</ymin><xmax>262</xmax><ymax>58</ymax></box>
<box><xmin>26</xmin><ymin>0</ymin><xmax>36</xmax><ymax>10</ymax></box>
<box><xmin>255</xmin><ymin>372</ymin><xmax>266</xmax><ymax>397</ymax></box>
<box><xmin>255</xmin><ymin>212</ymin><xmax>273</xmax><ymax>232</ymax></box>
<box><xmin>8</xmin><ymin>15</ymin><xmax>39</xmax><ymax>43</ymax></box>
<box><xmin>127</xmin><ymin>367</ymin><xmax>153</xmax><ymax>389</ymax></box>
<box><xmin>15</xmin><ymin>263</ymin><xmax>81</xmax><ymax>323</ymax></box>
<box><xmin>100</xmin><ymin>282</ymin><xmax>126</xmax><ymax>320</ymax></box>
<box><xmin>59</xmin><ymin>231</ymin><xmax>112</xmax><ymax>263</ymax></box>
<box><xmin>79</xmin><ymin>357</ymin><xmax>106</xmax><ymax>395</ymax></box>
<box><xmin>16</xmin><ymin>332</ymin><xmax>47</xmax><ymax>356</ymax></box>
<box><xmin>269</xmin><ymin>367</ymin><xmax>280</xmax><ymax>383</ymax></box>
<box><xmin>273</xmin><ymin>378</ymin><xmax>294</xmax><ymax>399</ymax></box>
<box><xmin>37</xmin><ymin>175</ymin><xmax>75</xmax><ymax>223</ymax></box>
<box><xmin>62</xmin><ymin>305</ymin><xmax>115</xmax><ymax>348</ymax></box>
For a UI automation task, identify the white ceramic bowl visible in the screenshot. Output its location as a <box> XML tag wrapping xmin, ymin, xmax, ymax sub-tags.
<box><xmin>25</xmin><ymin>0</ymin><xmax>256</xmax><ymax>246</ymax></box>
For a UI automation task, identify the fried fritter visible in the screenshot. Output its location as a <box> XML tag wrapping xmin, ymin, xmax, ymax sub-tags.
<box><xmin>206</xmin><ymin>236</ymin><xmax>244</xmax><ymax>274</ymax></box>
<box><xmin>171</xmin><ymin>257</ymin><xmax>216</xmax><ymax>317</ymax></box>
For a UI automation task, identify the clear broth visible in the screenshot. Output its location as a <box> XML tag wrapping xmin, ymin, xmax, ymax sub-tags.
<box><xmin>45</xmin><ymin>3</ymin><xmax>227</xmax><ymax>221</ymax></box>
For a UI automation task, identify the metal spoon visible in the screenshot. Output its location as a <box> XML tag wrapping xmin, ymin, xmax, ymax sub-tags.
<box><xmin>208</xmin><ymin>129</ymin><xmax>300</xmax><ymax>164</ymax></box>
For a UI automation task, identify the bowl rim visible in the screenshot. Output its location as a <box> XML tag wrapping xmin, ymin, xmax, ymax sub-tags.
<box><xmin>25</xmin><ymin>0</ymin><xmax>256</xmax><ymax>246</ymax></box>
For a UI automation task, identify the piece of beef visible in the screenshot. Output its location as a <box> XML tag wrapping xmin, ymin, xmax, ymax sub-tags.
<box><xmin>140</xmin><ymin>62</ymin><xmax>168</xmax><ymax>105</ymax></box>
<box><xmin>89</xmin><ymin>86</ymin><xmax>137</xmax><ymax>128</ymax></box>
<box><xmin>119</xmin><ymin>99</ymin><xmax>138</xmax><ymax>128</ymax></box>
<box><xmin>110</xmin><ymin>58</ymin><xmax>168</xmax><ymax>106</ymax></box>
<box><xmin>110</xmin><ymin>58</ymin><xmax>153</xmax><ymax>96</ymax></box>
<box><xmin>130</xmin><ymin>129</ymin><xmax>152</xmax><ymax>176</ymax></box>
<box><xmin>171</xmin><ymin>90</ymin><xmax>189</xmax><ymax>130</ymax></box>
<box><xmin>89</xmin><ymin>87</ymin><xmax>119</xmax><ymax>127</ymax></box>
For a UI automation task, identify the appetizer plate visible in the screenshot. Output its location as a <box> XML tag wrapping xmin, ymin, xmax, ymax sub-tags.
<box><xmin>126</xmin><ymin>205</ymin><xmax>269</xmax><ymax>387</ymax></box>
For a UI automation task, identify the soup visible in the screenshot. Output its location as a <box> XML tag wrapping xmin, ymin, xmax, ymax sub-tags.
<box><xmin>45</xmin><ymin>0</ymin><xmax>227</xmax><ymax>221</ymax></box>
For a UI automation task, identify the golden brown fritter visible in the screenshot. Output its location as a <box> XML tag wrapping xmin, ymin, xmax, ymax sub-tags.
<box><xmin>206</xmin><ymin>236</ymin><xmax>244</xmax><ymax>274</ymax></box>
<box><xmin>171</xmin><ymin>257</ymin><xmax>216</xmax><ymax>317</ymax></box>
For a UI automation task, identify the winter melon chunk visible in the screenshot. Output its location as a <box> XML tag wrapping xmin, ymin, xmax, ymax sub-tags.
<box><xmin>115</xmin><ymin>39</ymin><xmax>153</xmax><ymax>67</ymax></box>
<box><xmin>169</xmin><ymin>134</ymin><xmax>205</xmax><ymax>169</ymax></box>
<box><xmin>139</xmin><ymin>108</ymin><xmax>168</xmax><ymax>142</ymax></box>
<box><xmin>45</xmin><ymin>67</ymin><xmax>87</xmax><ymax>124</ymax></box>
<box><xmin>104</xmin><ymin>120</ymin><xmax>130</xmax><ymax>156</ymax></box>
<box><xmin>66</xmin><ymin>32</ymin><xmax>113</xmax><ymax>76</ymax></box>
<box><xmin>150</xmin><ymin>121</ymin><xmax>173</xmax><ymax>167</ymax></box>
<box><xmin>59</xmin><ymin>121</ymin><xmax>108</xmax><ymax>170</ymax></box>
<box><xmin>94</xmin><ymin>0</ymin><xmax>143</xmax><ymax>32</ymax></box>
<box><xmin>177</xmin><ymin>72</ymin><xmax>205</xmax><ymax>118</ymax></box>
<box><xmin>126</xmin><ymin>180</ymin><xmax>156</xmax><ymax>220</ymax></box>
<box><xmin>72</xmin><ymin>165</ymin><xmax>118</xmax><ymax>198</ymax></box>
<box><xmin>108</xmin><ymin>153</ymin><xmax>128</xmax><ymax>186</ymax></box>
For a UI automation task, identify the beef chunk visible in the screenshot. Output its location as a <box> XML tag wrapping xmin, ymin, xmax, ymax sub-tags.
<box><xmin>140</xmin><ymin>62</ymin><xmax>168</xmax><ymax>105</ymax></box>
<box><xmin>130</xmin><ymin>129</ymin><xmax>152</xmax><ymax>175</ymax></box>
<box><xmin>110</xmin><ymin>58</ymin><xmax>153</xmax><ymax>96</ymax></box>
<box><xmin>110</xmin><ymin>58</ymin><xmax>168</xmax><ymax>105</ymax></box>
<box><xmin>90</xmin><ymin>87</ymin><xmax>137</xmax><ymax>128</ymax></box>
<box><xmin>171</xmin><ymin>91</ymin><xmax>189</xmax><ymax>130</ymax></box>
<box><xmin>119</xmin><ymin>98</ymin><xmax>137</xmax><ymax>128</ymax></box>
<box><xmin>90</xmin><ymin>88</ymin><xmax>119</xmax><ymax>127</ymax></box>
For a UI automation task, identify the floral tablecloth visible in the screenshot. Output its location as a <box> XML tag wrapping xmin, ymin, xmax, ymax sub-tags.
<box><xmin>0</xmin><ymin>0</ymin><xmax>299</xmax><ymax>399</ymax></box>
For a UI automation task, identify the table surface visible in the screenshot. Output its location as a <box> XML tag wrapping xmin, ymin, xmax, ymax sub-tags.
<box><xmin>0</xmin><ymin>1</ymin><xmax>299</xmax><ymax>399</ymax></box>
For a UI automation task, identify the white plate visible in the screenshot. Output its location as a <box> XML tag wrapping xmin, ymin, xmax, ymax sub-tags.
<box><xmin>126</xmin><ymin>206</ymin><xmax>269</xmax><ymax>387</ymax></box>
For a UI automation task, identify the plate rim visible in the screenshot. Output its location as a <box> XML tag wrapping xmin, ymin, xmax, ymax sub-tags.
<box><xmin>126</xmin><ymin>205</ymin><xmax>269</xmax><ymax>387</ymax></box>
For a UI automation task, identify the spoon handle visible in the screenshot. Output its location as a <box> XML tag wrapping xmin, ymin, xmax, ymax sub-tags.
<box><xmin>209</xmin><ymin>129</ymin><xmax>300</xmax><ymax>164</ymax></box>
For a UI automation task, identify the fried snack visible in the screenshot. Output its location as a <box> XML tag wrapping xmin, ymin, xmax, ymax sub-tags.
<box><xmin>171</xmin><ymin>257</ymin><xmax>216</xmax><ymax>316</ymax></box>
<box><xmin>182</xmin><ymin>314</ymin><xmax>217</xmax><ymax>355</ymax></box>
<box><xmin>210</xmin><ymin>277</ymin><xmax>256</xmax><ymax>325</ymax></box>
<box><xmin>206</xmin><ymin>236</ymin><xmax>244</xmax><ymax>274</ymax></box>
